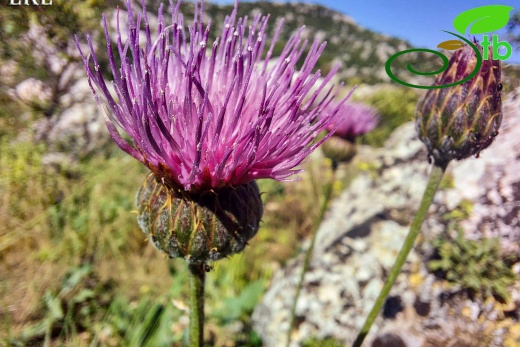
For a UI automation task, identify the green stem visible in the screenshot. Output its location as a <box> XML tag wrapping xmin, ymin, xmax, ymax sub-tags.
<box><xmin>286</xmin><ymin>161</ymin><xmax>338</xmax><ymax>347</ymax></box>
<box><xmin>352</xmin><ymin>163</ymin><xmax>447</xmax><ymax>347</ymax></box>
<box><xmin>44</xmin><ymin>322</ymin><xmax>51</xmax><ymax>347</ymax></box>
<box><xmin>189</xmin><ymin>262</ymin><xmax>205</xmax><ymax>347</ymax></box>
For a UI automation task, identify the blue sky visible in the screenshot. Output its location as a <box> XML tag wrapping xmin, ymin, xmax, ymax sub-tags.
<box><xmin>213</xmin><ymin>0</ymin><xmax>520</xmax><ymax>64</ymax></box>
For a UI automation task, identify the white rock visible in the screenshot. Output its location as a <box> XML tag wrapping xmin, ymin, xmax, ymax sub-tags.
<box><xmin>253</xmin><ymin>88</ymin><xmax>520</xmax><ymax>347</ymax></box>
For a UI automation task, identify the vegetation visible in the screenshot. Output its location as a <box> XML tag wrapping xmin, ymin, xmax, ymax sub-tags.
<box><xmin>429</xmin><ymin>229</ymin><xmax>516</xmax><ymax>302</ymax></box>
<box><xmin>427</xmin><ymin>200</ymin><xmax>516</xmax><ymax>302</ymax></box>
<box><xmin>0</xmin><ymin>129</ymin><xmax>345</xmax><ymax>346</ymax></box>
<box><xmin>302</xmin><ymin>336</ymin><xmax>344</xmax><ymax>347</ymax></box>
<box><xmin>355</xmin><ymin>86</ymin><xmax>419</xmax><ymax>147</ymax></box>
<box><xmin>1</xmin><ymin>1</ymin><xmax>518</xmax><ymax>346</ymax></box>
<box><xmin>0</xmin><ymin>1</ymin><xmax>107</xmax><ymax>120</ymax></box>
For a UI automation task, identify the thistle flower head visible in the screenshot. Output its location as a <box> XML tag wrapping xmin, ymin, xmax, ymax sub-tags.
<box><xmin>321</xmin><ymin>101</ymin><xmax>378</xmax><ymax>163</ymax></box>
<box><xmin>77</xmin><ymin>0</ymin><xmax>349</xmax><ymax>193</ymax></box>
<box><xmin>416</xmin><ymin>43</ymin><xmax>502</xmax><ymax>167</ymax></box>
<box><xmin>326</xmin><ymin>102</ymin><xmax>379</xmax><ymax>141</ymax></box>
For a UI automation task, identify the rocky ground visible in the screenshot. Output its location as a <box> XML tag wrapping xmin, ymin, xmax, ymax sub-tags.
<box><xmin>252</xmin><ymin>90</ymin><xmax>520</xmax><ymax>347</ymax></box>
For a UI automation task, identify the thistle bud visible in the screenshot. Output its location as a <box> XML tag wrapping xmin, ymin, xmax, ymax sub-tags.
<box><xmin>321</xmin><ymin>136</ymin><xmax>357</xmax><ymax>163</ymax></box>
<box><xmin>136</xmin><ymin>173</ymin><xmax>263</xmax><ymax>263</ymax></box>
<box><xmin>416</xmin><ymin>44</ymin><xmax>502</xmax><ymax>167</ymax></box>
<box><xmin>321</xmin><ymin>102</ymin><xmax>378</xmax><ymax>164</ymax></box>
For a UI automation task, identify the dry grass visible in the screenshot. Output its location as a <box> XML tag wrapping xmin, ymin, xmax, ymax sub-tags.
<box><xmin>0</xmin><ymin>136</ymin><xmax>357</xmax><ymax>346</ymax></box>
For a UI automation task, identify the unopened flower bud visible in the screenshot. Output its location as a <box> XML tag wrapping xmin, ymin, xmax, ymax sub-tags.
<box><xmin>416</xmin><ymin>44</ymin><xmax>502</xmax><ymax>167</ymax></box>
<box><xmin>136</xmin><ymin>173</ymin><xmax>263</xmax><ymax>263</ymax></box>
<box><xmin>321</xmin><ymin>102</ymin><xmax>378</xmax><ymax>164</ymax></box>
<box><xmin>321</xmin><ymin>137</ymin><xmax>357</xmax><ymax>163</ymax></box>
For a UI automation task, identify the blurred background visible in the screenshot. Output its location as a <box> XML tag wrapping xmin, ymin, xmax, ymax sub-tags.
<box><xmin>1</xmin><ymin>1</ymin><xmax>519</xmax><ymax>346</ymax></box>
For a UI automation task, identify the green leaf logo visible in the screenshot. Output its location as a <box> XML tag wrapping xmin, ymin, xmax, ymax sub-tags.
<box><xmin>453</xmin><ymin>5</ymin><xmax>514</xmax><ymax>35</ymax></box>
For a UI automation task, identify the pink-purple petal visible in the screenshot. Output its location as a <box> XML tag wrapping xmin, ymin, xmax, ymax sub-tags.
<box><xmin>78</xmin><ymin>0</ymin><xmax>352</xmax><ymax>193</ymax></box>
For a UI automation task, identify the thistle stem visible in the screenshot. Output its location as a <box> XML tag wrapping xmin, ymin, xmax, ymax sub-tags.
<box><xmin>188</xmin><ymin>262</ymin><xmax>205</xmax><ymax>347</ymax></box>
<box><xmin>352</xmin><ymin>162</ymin><xmax>447</xmax><ymax>347</ymax></box>
<box><xmin>286</xmin><ymin>160</ymin><xmax>338</xmax><ymax>347</ymax></box>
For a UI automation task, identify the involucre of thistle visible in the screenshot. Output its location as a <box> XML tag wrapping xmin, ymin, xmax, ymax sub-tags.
<box><xmin>321</xmin><ymin>102</ymin><xmax>378</xmax><ymax>163</ymax></box>
<box><xmin>136</xmin><ymin>173</ymin><xmax>262</xmax><ymax>262</ymax></box>
<box><xmin>416</xmin><ymin>44</ymin><xmax>502</xmax><ymax>167</ymax></box>
<box><xmin>321</xmin><ymin>136</ymin><xmax>357</xmax><ymax>163</ymax></box>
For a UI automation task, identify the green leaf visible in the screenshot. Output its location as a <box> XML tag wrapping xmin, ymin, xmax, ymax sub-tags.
<box><xmin>59</xmin><ymin>264</ymin><xmax>92</xmax><ymax>297</ymax></box>
<box><xmin>214</xmin><ymin>280</ymin><xmax>265</xmax><ymax>321</ymax></box>
<box><xmin>71</xmin><ymin>289</ymin><xmax>95</xmax><ymax>303</ymax></box>
<box><xmin>139</xmin><ymin>304</ymin><xmax>165</xmax><ymax>347</ymax></box>
<box><xmin>437</xmin><ymin>40</ymin><xmax>465</xmax><ymax>50</ymax></box>
<box><xmin>43</xmin><ymin>292</ymin><xmax>64</xmax><ymax>322</ymax></box>
<box><xmin>453</xmin><ymin>5</ymin><xmax>514</xmax><ymax>35</ymax></box>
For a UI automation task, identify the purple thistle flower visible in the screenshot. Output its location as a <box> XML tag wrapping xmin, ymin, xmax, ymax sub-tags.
<box><xmin>321</xmin><ymin>101</ymin><xmax>378</xmax><ymax>163</ymax></box>
<box><xmin>77</xmin><ymin>0</ymin><xmax>350</xmax><ymax>193</ymax></box>
<box><xmin>326</xmin><ymin>102</ymin><xmax>379</xmax><ymax>142</ymax></box>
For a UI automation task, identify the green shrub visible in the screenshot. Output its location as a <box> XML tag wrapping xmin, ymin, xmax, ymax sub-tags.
<box><xmin>355</xmin><ymin>86</ymin><xmax>419</xmax><ymax>147</ymax></box>
<box><xmin>429</xmin><ymin>230</ymin><xmax>516</xmax><ymax>302</ymax></box>
<box><xmin>302</xmin><ymin>336</ymin><xmax>344</xmax><ymax>347</ymax></box>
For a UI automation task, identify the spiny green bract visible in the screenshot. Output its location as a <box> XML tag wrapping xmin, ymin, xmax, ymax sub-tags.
<box><xmin>416</xmin><ymin>44</ymin><xmax>502</xmax><ymax>166</ymax></box>
<box><xmin>429</xmin><ymin>230</ymin><xmax>516</xmax><ymax>302</ymax></box>
<box><xmin>136</xmin><ymin>173</ymin><xmax>263</xmax><ymax>263</ymax></box>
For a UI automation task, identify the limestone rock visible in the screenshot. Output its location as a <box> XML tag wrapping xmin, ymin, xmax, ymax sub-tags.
<box><xmin>13</xmin><ymin>78</ymin><xmax>52</xmax><ymax>107</ymax></box>
<box><xmin>33</xmin><ymin>77</ymin><xmax>109</xmax><ymax>156</ymax></box>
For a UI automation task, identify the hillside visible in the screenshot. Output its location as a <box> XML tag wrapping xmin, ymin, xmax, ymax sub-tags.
<box><xmin>146</xmin><ymin>1</ymin><xmax>520</xmax><ymax>87</ymax></box>
<box><xmin>180</xmin><ymin>1</ymin><xmax>442</xmax><ymax>85</ymax></box>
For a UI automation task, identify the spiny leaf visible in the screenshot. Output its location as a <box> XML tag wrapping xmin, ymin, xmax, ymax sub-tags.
<box><xmin>437</xmin><ymin>40</ymin><xmax>465</xmax><ymax>50</ymax></box>
<box><xmin>453</xmin><ymin>5</ymin><xmax>514</xmax><ymax>35</ymax></box>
